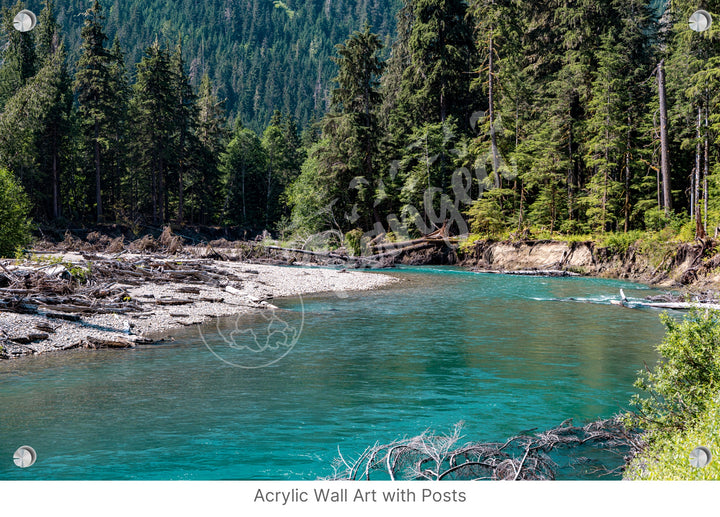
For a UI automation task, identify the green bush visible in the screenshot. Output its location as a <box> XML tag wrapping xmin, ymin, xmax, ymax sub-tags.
<box><xmin>0</xmin><ymin>168</ymin><xmax>32</xmax><ymax>257</ymax></box>
<box><xmin>599</xmin><ymin>230</ymin><xmax>643</xmax><ymax>255</ymax></box>
<box><xmin>676</xmin><ymin>220</ymin><xmax>696</xmax><ymax>242</ymax></box>
<box><xmin>625</xmin><ymin>394</ymin><xmax>720</xmax><ymax>480</ymax></box>
<box><xmin>344</xmin><ymin>228</ymin><xmax>363</xmax><ymax>256</ymax></box>
<box><xmin>626</xmin><ymin>309</ymin><xmax>720</xmax><ymax>480</ymax></box>
<box><xmin>630</xmin><ymin>309</ymin><xmax>720</xmax><ymax>440</ymax></box>
<box><xmin>643</xmin><ymin>207</ymin><xmax>669</xmax><ymax>232</ymax></box>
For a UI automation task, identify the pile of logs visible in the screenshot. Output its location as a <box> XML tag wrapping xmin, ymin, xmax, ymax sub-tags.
<box><xmin>1</xmin><ymin>255</ymin><xmax>264</xmax><ymax>357</ymax></box>
<box><xmin>263</xmin><ymin>224</ymin><xmax>457</xmax><ymax>267</ymax></box>
<box><xmin>0</xmin><ymin>257</ymin><xmax>243</xmax><ymax>320</ymax></box>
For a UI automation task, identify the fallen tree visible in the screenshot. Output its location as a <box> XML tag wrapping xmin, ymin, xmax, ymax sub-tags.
<box><xmin>328</xmin><ymin>417</ymin><xmax>641</xmax><ymax>481</ymax></box>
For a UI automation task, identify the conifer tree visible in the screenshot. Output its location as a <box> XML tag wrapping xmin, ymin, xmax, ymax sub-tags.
<box><xmin>295</xmin><ymin>24</ymin><xmax>386</xmax><ymax>233</ymax></box>
<box><xmin>0</xmin><ymin>1</ymin><xmax>37</xmax><ymax>108</ymax></box>
<box><xmin>0</xmin><ymin>47</ymin><xmax>70</xmax><ymax>219</ymax></box>
<box><xmin>399</xmin><ymin>0</ymin><xmax>475</xmax><ymax>126</ymax></box>
<box><xmin>261</xmin><ymin>111</ymin><xmax>302</xmax><ymax>229</ymax></box>
<box><xmin>170</xmin><ymin>43</ymin><xmax>198</xmax><ymax>224</ymax></box>
<box><xmin>219</xmin><ymin>121</ymin><xmax>266</xmax><ymax>229</ymax></box>
<box><xmin>74</xmin><ymin>0</ymin><xmax>116</xmax><ymax>222</ymax></box>
<box><xmin>129</xmin><ymin>40</ymin><xmax>176</xmax><ymax>224</ymax></box>
<box><xmin>192</xmin><ymin>74</ymin><xmax>227</xmax><ymax>224</ymax></box>
<box><xmin>106</xmin><ymin>37</ymin><xmax>130</xmax><ymax>216</ymax></box>
<box><xmin>35</xmin><ymin>0</ymin><xmax>72</xmax><ymax>220</ymax></box>
<box><xmin>36</xmin><ymin>0</ymin><xmax>59</xmax><ymax>64</ymax></box>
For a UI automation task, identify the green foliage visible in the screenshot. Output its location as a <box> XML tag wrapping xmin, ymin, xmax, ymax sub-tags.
<box><xmin>465</xmin><ymin>188</ymin><xmax>514</xmax><ymax>237</ymax></box>
<box><xmin>284</xmin><ymin>140</ymin><xmax>332</xmax><ymax>235</ymax></box>
<box><xmin>625</xmin><ymin>393</ymin><xmax>720</xmax><ymax>480</ymax></box>
<box><xmin>68</xmin><ymin>263</ymin><xmax>91</xmax><ymax>284</ymax></box>
<box><xmin>627</xmin><ymin>309</ymin><xmax>720</xmax><ymax>480</ymax></box>
<box><xmin>598</xmin><ymin>231</ymin><xmax>643</xmax><ymax>255</ymax></box>
<box><xmin>630</xmin><ymin>310</ymin><xmax>720</xmax><ymax>441</ymax></box>
<box><xmin>399</xmin><ymin>0</ymin><xmax>475</xmax><ymax>126</ymax></box>
<box><xmin>2</xmin><ymin>0</ymin><xmax>720</xmax><ymax>246</ymax></box>
<box><xmin>219</xmin><ymin>121</ymin><xmax>267</xmax><ymax>229</ymax></box>
<box><xmin>287</xmin><ymin>24</ymin><xmax>386</xmax><ymax>234</ymax></box>
<box><xmin>344</xmin><ymin>228</ymin><xmax>363</xmax><ymax>256</ymax></box>
<box><xmin>0</xmin><ymin>167</ymin><xmax>33</xmax><ymax>257</ymax></box>
<box><xmin>261</xmin><ymin>111</ymin><xmax>303</xmax><ymax>228</ymax></box>
<box><xmin>0</xmin><ymin>22</ymin><xmax>71</xmax><ymax>220</ymax></box>
<box><xmin>74</xmin><ymin>0</ymin><xmax>123</xmax><ymax>222</ymax></box>
<box><xmin>0</xmin><ymin>1</ymin><xmax>36</xmax><ymax>107</ymax></box>
<box><xmin>0</xmin><ymin>0</ymin><xmax>402</xmax><ymax>133</ymax></box>
<box><xmin>643</xmin><ymin>207</ymin><xmax>671</xmax><ymax>232</ymax></box>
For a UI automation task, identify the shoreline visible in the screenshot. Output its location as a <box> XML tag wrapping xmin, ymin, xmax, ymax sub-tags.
<box><xmin>5</xmin><ymin>234</ymin><xmax>720</xmax><ymax>361</ymax></box>
<box><xmin>0</xmin><ymin>253</ymin><xmax>398</xmax><ymax>360</ymax></box>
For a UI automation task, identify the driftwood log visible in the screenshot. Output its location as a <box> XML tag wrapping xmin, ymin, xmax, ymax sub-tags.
<box><xmin>0</xmin><ymin>256</ymin><xmax>254</xmax><ymax>336</ymax></box>
<box><xmin>328</xmin><ymin>418</ymin><xmax>641</xmax><ymax>481</ymax></box>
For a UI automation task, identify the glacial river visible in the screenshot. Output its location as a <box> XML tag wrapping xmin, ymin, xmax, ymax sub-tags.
<box><xmin>0</xmin><ymin>266</ymin><xmax>669</xmax><ymax>480</ymax></box>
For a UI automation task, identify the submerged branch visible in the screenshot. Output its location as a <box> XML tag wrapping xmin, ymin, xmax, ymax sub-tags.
<box><xmin>327</xmin><ymin>417</ymin><xmax>641</xmax><ymax>481</ymax></box>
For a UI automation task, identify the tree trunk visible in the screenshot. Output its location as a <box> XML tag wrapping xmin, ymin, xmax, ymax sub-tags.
<box><xmin>241</xmin><ymin>165</ymin><xmax>247</xmax><ymax>222</ymax></box>
<box><xmin>657</xmin><ymin>60</ymin><xmax>671</xmax><ymax>214</ymax></box>
<box><xmin>178</xmin><ymin>166</ymin><xmax>184</xmax><ymax>223</ymax></box>
<box><xmin>488</xmin><ymin>33</ymin><xmax>500</xmax><ymax>188</ymax></box>
<box><xmin>151</xmin><ymin>163</ymin><xmax>158</xmax><ymax>226</ymax></box>
<box><xmin>624</xmin><ymin>118</ymin><xmax>631</xmax><ymax>233</ymax></box>
<box><xmin>693</xmin><ymin>106</ymin><xmax>701</xmax><ymax>221</ymax></box>
<box><xmin>695</xmin><ymin>105</ymin><xmax>706</xmax><ymax>239</ymax></box>
<box><xmin>178</xmin><ymin>131</ymin><xmax>185</xmax><ymax>224</ymax></box>
<box><xmin>704</xmin><ymin>103</ymin><xmax>709</xmax><ymax>233</ymax></box>
<box><xmin>52</xmin><ymin>134</ymin><xmax>60</xmax><ymax>220</ymax></box>
<box><xmin>266</xmin><ymin>161</ymin><xmax>272</xmax><ymax>229</ymax></box>
<box><xmin>567</xmin><ymin>114</ymin><xmax>574</xmax><ymax>221</ymax></box>
<box><xmin>94</xmin><ymin>121</ymin><xmax>102</xmax><ymax>222</ymax></box>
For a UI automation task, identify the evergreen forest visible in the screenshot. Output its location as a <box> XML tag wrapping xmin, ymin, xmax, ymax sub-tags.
<box><xmin>2</xmin><ymin>0</ymin><xmax>720</xmax><ymax>249</ymax></box>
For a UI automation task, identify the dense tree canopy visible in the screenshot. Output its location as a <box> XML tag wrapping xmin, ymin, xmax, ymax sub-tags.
<box><xmin>1</xmin><ymin>0</ymin><xmax>720</xmax><ymax>244</ymax></box>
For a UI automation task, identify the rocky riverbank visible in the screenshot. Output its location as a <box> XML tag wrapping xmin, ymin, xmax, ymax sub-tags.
<box><xmin>0</xmin><ymin>250</ymin><xmax>397</xmax><ymax>360</ymax></box>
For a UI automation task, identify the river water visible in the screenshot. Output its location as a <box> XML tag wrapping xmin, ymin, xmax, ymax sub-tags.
<box><xmin>0</xmin><ymin>267</ymin><xmax>669</xmax><ymax>480</ymax></box>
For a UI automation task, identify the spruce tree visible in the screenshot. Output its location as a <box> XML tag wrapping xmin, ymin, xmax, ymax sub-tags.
<box><xmin>193</xmin><ymin>74</ymin><xmax>227</xmax><ymax>224</ymax></box>
<box><xmin>106</xmin><ymin>37</ymin><xmax>130</xmax><ymax>216</ymax></box>
<box><xmin>35</xmin><ymin>2</ymin><xmax>72</xmax><ymax>221</ymax></box>
<box><xmin>399</xmin><ymin>0</ymin><xmax>475</xmax><ymax>126</ymax></box>
<box><xmin>0</xmin><ymin>48</ymin><xmax>70</xmax><ymax>220</ymax></box>
<box><xmin>170</xmin><ymin>43</ymin><xmax>198</xmax><ymax>224</ymax></box>
<box><xmin>74</xmin><ymin>0</ymin><xmax>116</xmax><ymax>222</ymax></box>
<box><xmin>261</xmin><ymin>111</ymin><xmax>302</xmax><ymax>229</ymax></box>
<box><xmin>293</xmin><ymin>24</ymin><xmax>385</xmax><ymax>233</ymax></box>
<box><xmin>129</xmin><ymin>40</ymin><xmax>176</xmax><ymax>224</ymax></box>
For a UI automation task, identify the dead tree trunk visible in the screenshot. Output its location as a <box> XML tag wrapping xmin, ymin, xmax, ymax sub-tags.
<box><xmin>658</xmin><ymin>60</ymin><xmax>672</xmax><ymax>215</ymax></box>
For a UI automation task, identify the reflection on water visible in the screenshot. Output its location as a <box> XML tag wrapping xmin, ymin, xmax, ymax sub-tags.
<box><xmin>0</xmin><ymin>267</ymin><xmax>668</xmax><ymax>480</ymax></box>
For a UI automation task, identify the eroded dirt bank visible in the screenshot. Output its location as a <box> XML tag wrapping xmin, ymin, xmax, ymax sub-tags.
<box><xmin>456</xmin><ymin>239</ymin><xmax>720</xmax><ymax>291</ymax></box>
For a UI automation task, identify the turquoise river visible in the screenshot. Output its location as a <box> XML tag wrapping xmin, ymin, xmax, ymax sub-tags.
<box><xmin>0</xmin><ymin>266</ymin><xmax>671</xmax><ymax>480</ymax></box>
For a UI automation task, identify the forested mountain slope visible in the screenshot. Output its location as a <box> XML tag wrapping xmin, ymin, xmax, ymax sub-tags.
<box><xmin>0</xmin><ymin>0</ymin><xmax>401</xmax><ymax>130</ymax></box>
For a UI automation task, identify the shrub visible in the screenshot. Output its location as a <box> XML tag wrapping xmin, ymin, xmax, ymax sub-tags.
<box><xmin>599</xmin><ymin>231</ymin><xmax>643</xmax><ymax>255</ymax></box>
<box><xmin>344</xmin><ymin>228</ymin><xmax>363</xmax><ymax>256</ymax></box>
<box><xmin>676</xmin><ymin>220</ymin><xmax>696</xmax><ymax>242</ymax></box>
<box><xmin>625</xmin><ymin>394</ymin><xmax>720</xmax><ymax>480</ymax></box>
<box><xmin>630</xmin><ymin>310</ymin><xmax>720</xmax><ymax>440</ymax></box>
<box><xmin>643</xmin><ymin>207</ymin><xmax>669</xmax><ymax>232</ymax></box>
<box><xmin>0</xmin><ymin>168</ymin><xmax>32</xmax><ymax>257</ymax></box>
<box><xmin>626</xmin><ymin>309</ymin><xmax>720</xmax><ymax>479</ymax></box>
